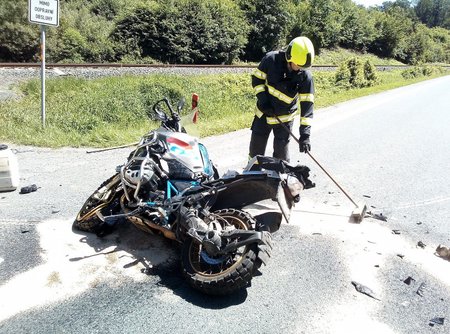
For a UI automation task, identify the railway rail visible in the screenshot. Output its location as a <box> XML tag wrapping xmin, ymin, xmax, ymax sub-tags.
<box><xmin>0</xmin><ymin>63</ymin><xmax>421</xmax><ymax>71</ymax></box>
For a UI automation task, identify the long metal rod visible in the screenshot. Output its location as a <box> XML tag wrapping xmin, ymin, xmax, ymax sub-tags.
<box><xmin>85</xmin><ymin>142</ymin><xmax>138</xmax><ymax>154</ymax></box>
<box><xmin>272</xmin><ymin>114</ymin><xmax>358</xmax><ymax>207</ymax></box>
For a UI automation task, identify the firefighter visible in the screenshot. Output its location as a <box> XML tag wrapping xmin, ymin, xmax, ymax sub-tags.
<box><xmin>249</xmin><ymin>36</ymin><xmax>315</xmax><ymax>162</ymax></box>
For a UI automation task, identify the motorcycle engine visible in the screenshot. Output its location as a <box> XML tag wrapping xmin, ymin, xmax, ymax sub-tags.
<box><xmin>123</xmin><ymin>159</ymin><xmax>161</xmax><ymax>191</ymax></box>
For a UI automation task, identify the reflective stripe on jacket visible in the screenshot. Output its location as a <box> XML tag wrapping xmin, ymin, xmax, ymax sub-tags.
<box><xmin>251</xmin><ymin>50</ymin><xmax>314</xmax><ymax>138</ymax></box>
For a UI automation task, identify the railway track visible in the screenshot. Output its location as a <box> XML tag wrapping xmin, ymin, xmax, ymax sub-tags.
<box><xmin>0</xmin><ymin>63</ymin><xmax>419</xmax><ymax>71</ymax></box>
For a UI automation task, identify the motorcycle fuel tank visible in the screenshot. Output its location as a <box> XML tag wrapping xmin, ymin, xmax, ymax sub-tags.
<box><xmin>158</xmin><ymin>131</ymin><xmax>211</xmax><ymax>179</ymax></box>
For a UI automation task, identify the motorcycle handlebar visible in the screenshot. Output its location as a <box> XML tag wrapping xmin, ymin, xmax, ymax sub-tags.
<box><xmin>152</xmin><ymin>98</ymin><xmax>181</xmax><ymax>120</ymax></box>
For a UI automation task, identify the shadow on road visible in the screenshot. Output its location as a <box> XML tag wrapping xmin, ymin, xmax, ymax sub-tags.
<box><xmin>70</xmin><ymin>220</ymin><xmax>249</xmax><ymax>309</ymax></box>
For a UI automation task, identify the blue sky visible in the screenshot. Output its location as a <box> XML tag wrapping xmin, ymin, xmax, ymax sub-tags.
<box><xmin>353</xmin><ymin>0</ymin><xmax>386</xmax><ymax>7</ymax></box>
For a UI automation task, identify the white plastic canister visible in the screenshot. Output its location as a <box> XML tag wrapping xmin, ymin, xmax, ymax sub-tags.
<box><xmin>0</xmin><ymin>145</ymin><xmax>20</xmax><ymax>192</ymax></box>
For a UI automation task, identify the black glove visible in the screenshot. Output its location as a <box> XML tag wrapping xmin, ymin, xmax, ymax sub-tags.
<box><xmin>257</xmin><ymin>100</ymin><xmax>274</xmax><ymax>116</ymax></box>
<box><xmin>299</xmin><ymin>137</ymin><xmax>311</xmax><ymax>153</ymax></box>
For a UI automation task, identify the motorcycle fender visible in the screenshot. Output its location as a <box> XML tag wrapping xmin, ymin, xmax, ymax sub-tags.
<box><xmin>210</xmin><ymin>174</ymin><xmax>280</xmax><ymax>210</ymax></box>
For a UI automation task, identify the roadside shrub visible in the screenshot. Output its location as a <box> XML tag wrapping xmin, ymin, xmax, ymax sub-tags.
<box><xmin>335</xmin><ymin>57</ymin><xmax>379</xmax><ymax>88</ymax></box>
<box><xmin>364</xmin><ymin>60</ymin><xmax>379</xmax><ymax>84</ymax></box>
<box><xmin>401</xmin><ymin>65</ymin><xmax>445</xmax><ymax>79</ymax></box>
<box><xmin>113</xmin><ymin>0</ymin><xmax>249</xmax><ymax>64</ymax></box>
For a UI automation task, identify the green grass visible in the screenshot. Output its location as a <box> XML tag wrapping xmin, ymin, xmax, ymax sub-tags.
<box><xmin>0</xmin><ymin>67</ymin><xmax>448</xmax><ymax>148</ymax></box>
<box><xmin>314</xmin><ymin>47</ymin><xmax>405</xmax><ymax>66</ymax></box>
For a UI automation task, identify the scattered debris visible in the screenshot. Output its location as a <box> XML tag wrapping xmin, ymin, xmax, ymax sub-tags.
<box><xmin>351</xmin><ymin>281</ymin><xmax>381</xmax><ymax>301</ymax></box>
<box><xmin>312</xmin><ymin>233</ymin><xmax>322</xmax><ymax>236</ymax></box>
<box><xmin>51</xmin><ymin>209</ymin><xmax>60</xmax><ymax>214</ymax></box>
<box><xmin>363</xmin><ymin>194</ymin><xmax>371</xmax><ymax>198</ymax></box>
<box><xmin>397</xmin><ymin>254</ymin><xmax>405</xmax><ymax>259</ymax></box>
<box><xmin>417</xmin><ymin>221</ymin><xmax>423</xmax><ymax>225</ymax></box>
<box><xmin>417</xmin><ymin>241</ymin><xmax>426</xmax><ymax>249</ymax></box>
<box><xmin>416</xmin><ymin>282</ymin><xmax>426</xmax><ymax>296</ymax></box>
<box><xmin>392</xmin><ymin>229</ymin><xmax>401</xmax><ymax>235</ymax></box>
<box><xmin>19</xmin><ymin>184</ymin><xmax>38</xmax><ymax>194</ymax></box>
<box><xmin>367</xmin><ymin>211</ymin><xmax>388</xmax><ymax>222</ymax></box>
<box><xmin>429</xmin><ymin>317</ymin><xmax>445</xmax><ymax>326</ymax></box>
<box><xmin>52</xmin><ymin>68</ymin><xmax>71</xmax><ymax>76</ymax></box>
<box><xmin>403</xmin><ymin>276</ymin><xmax>416</xmax><ymax>285</ymax></box>
<box><xmin>435</xmin><ymin>244</ymin><xmax>450</xmax><ymax>261</ymax></box>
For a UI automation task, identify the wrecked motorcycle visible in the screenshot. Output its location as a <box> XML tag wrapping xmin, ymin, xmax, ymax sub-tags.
<box><xmin>74</xmin><ymin>94</ymin><xmax>314</xmax><ymax>295</ymax></box>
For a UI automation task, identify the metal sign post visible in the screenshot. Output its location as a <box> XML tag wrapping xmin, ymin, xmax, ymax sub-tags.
<box><xmin>28</xmin><ymin>0</ymin><xmax>59</xmax><ymax>128</ymax></box>
<box><xmin>40</xmin><ymin>25</ymin><xmax>46</xmax><ymax>127</ymax></box>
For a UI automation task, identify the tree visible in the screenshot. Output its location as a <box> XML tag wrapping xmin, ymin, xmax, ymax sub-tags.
<box><xmin>340</xmin><ymin>2</ymin><xmax>378</xmax><ymax>51</ymax></box>
<box><xmin>303</xmin><ymin>0</ymin><xmax>342</xmax><ymax>49</ymax></box>
<box><xmin>416</xmin><ymin>0</ymin><xmax>450</xmax><ymax>28</ymax></box>
<box><xmin>370</xmin><ymin>5</ymin><xmax>414</xmax><ymax>60</ymax></box>
<box><xmin>238</xmin><ymin>0</ymin><xmax>292</xmax><ymax>61</ymax></box>
<box><xmin>113</xmin><ymin>0</ymin><xmax>249</xmax><ymax>64</ymax></box>
<box><xmin>0</xmin><ymin>1</ymin><xmax>39</xmax><ymax>62</ymax></box>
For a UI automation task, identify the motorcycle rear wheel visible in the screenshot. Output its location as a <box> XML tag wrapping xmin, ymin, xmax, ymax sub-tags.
<box><xmin>73</xmin><ymin>174</ymin><xmax>121</xmax><ymax>232</ymax></box>
<box><xmin>181</xmin><ymin>209</ymin><xmax>263</xmax><ymax>295</ymax></box>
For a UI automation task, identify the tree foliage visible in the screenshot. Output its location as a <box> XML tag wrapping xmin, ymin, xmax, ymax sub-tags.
<box><xmin>0</xmin><ymin>1</ymin><xmax>39</xmax><ymax>61</ymax></box>
<box><xmin>0</xmin><ymin>0</ymin><xmax>449</xmax><ymax>64</ymax></box>
<box><xmin>416</xmin><ymin>0</ymin><xmax>450</xmax><ymax>28</ymax></box>
<box><xmin>113</xmin><ymin>0</ymin><xmax>248</xmax><ymax>64</ymax></box>
<box><xmin>237</xmin><ymin>0</ymin><xmax>292</xmax><ymax>61</ymax></box>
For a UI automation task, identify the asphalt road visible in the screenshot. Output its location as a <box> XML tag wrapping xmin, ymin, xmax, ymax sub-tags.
<box><xmin>0</xmin><ymin>75</ymin><xmax>449</xmax><ymax>333</ymax></box>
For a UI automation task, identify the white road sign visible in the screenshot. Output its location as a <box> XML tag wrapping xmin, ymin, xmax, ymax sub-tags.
<box><xmin>28</xmin><ymin>0</ymin><xmax>59</xmax><ymax>27</ymax></box>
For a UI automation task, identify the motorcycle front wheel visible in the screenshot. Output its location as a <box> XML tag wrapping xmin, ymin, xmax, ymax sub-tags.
<box><xmin>73</xmin><ymin>174</ymin><xmax>121</xmax><ymax>232</ymax></box>
<box><xmin>181</xmin><ymin>208</ymin><xmax>264</xmax><ymax>295</ymax></box>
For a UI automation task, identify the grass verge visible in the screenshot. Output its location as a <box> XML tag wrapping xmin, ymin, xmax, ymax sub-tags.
<box><xmin>0</xmin><ymin>67</ymin><xmax>448</xmax><ymax>148</ymax></box>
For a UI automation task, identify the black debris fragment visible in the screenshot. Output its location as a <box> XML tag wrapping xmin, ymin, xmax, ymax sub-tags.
<box><xmin>351</xmin><ymin>281</ymin><xmax>381</xmax><ymax>301</ymax></box>
<box><xmin>397</xmin><ymin>254</ymin><xmax>405</xmax><ymax>259</ymax></box>
<box><xmin>417</xmin><ymin>241</ymin><xmax>426</xmax><ymax>249</ymax></box>
<box><xmin>392</xmin><ymin>229</ymin><xmax>401</xmax><ymax>235</ymax></box>
<box><xmin>429</xmin><ymin>317</ymin><xmax>445</xmax><ymax>326</ymax></box>
<box><xmin>417</xmin><ymin>221</ymin><xmax>423</xmax><ymax>225</ymax></box>
<box><xmin>416</xmin><ymin>282</ymin><xmax>426</xmax><ymax>296</ymax></box>
<box><xmin>403</xmin><ymin>276</ymin><xmax>416</xmax><ymax>285</ymax></box>
<box><xmin>20</xmin><ymin>184</ymin><xmax>38</xmax><ymax>194</ymax></box>
<box><xmin>363</xmin><ymin>195</ymin><xmax>371</xmax><ymax>198</ymax></box>
<box><xmin>367</xmin><ymin>211</ymin><xmax>388</xmax><ymax>221</ymax></box>
<box><xmin>435</xmin><ymin>244</ymin><xmax>450</xmax><ymax>261</ymax></box>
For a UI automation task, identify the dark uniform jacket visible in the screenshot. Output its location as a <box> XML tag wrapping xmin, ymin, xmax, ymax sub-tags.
<box><xmin>251</xmin><ymin>50</ymin><xmax>314</xmax><ymax>139</ymax></box>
